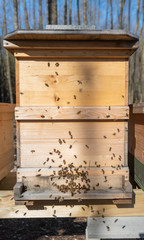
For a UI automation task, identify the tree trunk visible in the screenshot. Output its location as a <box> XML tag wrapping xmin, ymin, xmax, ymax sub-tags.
<box><xmin>97</xmin><ymin>0</ymin><xmax>100</xmax><ymax>29</ymax></box>
<box><xmin>64</xmin><ymin>0</ymin><xmax>67</xmax><ymax>25</ymax></box>
<box><xmin>119</xmin><ymin>0</ymin><xmax>125</xmax><ymax>29</ymax></box>
<box><xmin>83</xmin><ymin>0</ymin><xmax>88</xmax><ymax>25</ymax></box>
<box><xmin>14</xmin><ymin>0</ymin><xmax>18</xmax><ymax>30</ymax></box>
<box><xmin>110</xmin><ymin>0</ymin><xmax>113</xmax><ymax>29</ymax></box>
<box><xmin>77</xmin><ymin>0</ymin><xmax>80</xmax><ymax>25</ymax></box>
<box><xmin>105</xmin><ymin>0</ymin><xmax>109</xmax><ymax>29</ymax></box>
<box><xmin>69</xmin><ymin>0</ymin><xmax>72</xmax><ymax>24</ymax></box>
<box><xmin>48</xmin><ymin>0</ymin><xmax>57</xmax><ymax>24</ymax></box>
<box><xmin>127</xmin><ymin>0</ymin><xmax>130</xmax><ymax>31</ymax></box>
<box><xmin>33</xmin><ymin>0</ymin><xmax>36</xmax><ymax>29</ymax></box>
<box><xmin>3</xmin><ymin>0</ymin><xmax>13</xmax><ymax>103</ymax></box>
<box><xmin>39</xmin><ymin>0</ymin><xmax>43</xmax><ymax>29</ymax></box>
<box><xmin>22</xmin><ymin>0</ymin><xmax>30</xmax><ymax>29</ymax></box>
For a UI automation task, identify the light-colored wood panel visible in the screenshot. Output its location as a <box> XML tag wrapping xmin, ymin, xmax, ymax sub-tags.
<box><xmin>20</xmin><ymin>139</ymin><xmax>126</xmax><ymax>168</ymax></box>
<box><xmin>15</xmin><ymin>58</ymin><xmax>20</xmax><ymax>105</ymax></box>
<box><xmin>0</xmin><ymin>104</ymin><xmax>15</xmax><ymax>113</ymax></box>
<box><xmin>0</xmin><ymin>189</ymin><xmax>144</xmax><ymax>218</ymax></box>
<box><xmin>19</xmin><ymin>60</ymin><xmax>126</xmax><ymax>106</ymax></box>
<box><xmin>14</xmin><ymin>49</ymin><xmax>135</xmax><ymax>58</ymax></box>
<box><xmin>125</xmin><ymin>61</ymin><xmax>129</xmax><ymax>105</ymax></box>
<box><xmin>20</xmin><ymin>121</ymin><xmax>125</xmax><ymax>140</ymax></box>
<box><xmin>15</xmin><ymin>106</ymin><xmax>129</xmax><ymax>120</ymax></box>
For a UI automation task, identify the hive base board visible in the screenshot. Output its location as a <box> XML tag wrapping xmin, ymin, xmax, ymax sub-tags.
<box><xmin>14</xmin><ymin>181</ymin><xmax>132</xmax><ymax>205</ymax></box>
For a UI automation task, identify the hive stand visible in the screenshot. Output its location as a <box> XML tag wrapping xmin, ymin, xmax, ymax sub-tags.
<box><xmin>3</xmin><ymin>28</ymin><xmax>138</xmax><ymax>204</ymax></box>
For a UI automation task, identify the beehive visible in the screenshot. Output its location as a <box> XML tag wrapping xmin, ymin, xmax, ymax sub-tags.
<box><xmin>4</xmin><ymin>28</ymin><xmax>138</xmax><ymax>204</ymax></box>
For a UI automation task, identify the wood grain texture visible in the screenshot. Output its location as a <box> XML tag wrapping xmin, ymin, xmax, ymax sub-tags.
<box><xmin>0</xmin><ymin>104</ymin><xmax>15</xmax><ymax>181</ymax></box>
<box><xmin>19</xmin><ymin>60</ymin><xmax>126</xmax><ymax>106</ymax></box>
<box><xmin>15</xmin><ymin>106</ymin><xmax>129</xmax><ymax>120</ymax></box>
<box><xmin>0</xmin><ymin>188</ymin><xmax>143</xmax><ymax>218</ymax></box>
<box><xmin>19</xmin><ymin>121</ymin><xmax>127</xmax><ymax>168</ymax></box>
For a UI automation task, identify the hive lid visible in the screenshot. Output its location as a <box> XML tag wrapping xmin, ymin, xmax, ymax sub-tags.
<box><xmin>4</xmin><ymin>27</ymin><xmax>138</xmax><ymax>41</ymax></box>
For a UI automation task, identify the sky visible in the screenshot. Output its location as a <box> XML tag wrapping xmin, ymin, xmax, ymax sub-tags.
<box><xmin>0</xmin><ymin>0</ymin><xmax>143</xmax><ymax>36</ymax></box>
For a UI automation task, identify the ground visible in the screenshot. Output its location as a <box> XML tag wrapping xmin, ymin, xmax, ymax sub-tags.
<box><xmin>0</xmin><ymin>218</ymin><xmax>86</xmax><ymax>240</ymax></box>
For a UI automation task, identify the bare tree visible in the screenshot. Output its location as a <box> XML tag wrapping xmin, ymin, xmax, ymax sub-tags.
<box><xmin>77</xmin><ymin>0</ymin><xmax>80</xmax><ymax>25</ymax></box>
<box><xmin>110</xmin><ymin>0</ymin><xmax>113</xmax><ymax>29</ymax></box>
<box><xmin>64</xmin><ymin>0</ymin><xmax>67</xmax><ymax>24</ymax></box>
<box><xmin>105</xmin><ymin>0</ymin><xmax>109</xmax><ymax>29</ymax></box>
<box><xmin>39</xmin><ymin>0</ymin><xmax>43</xmax><ymax>29</ymax></box>
<box><xmin>119</xmin><ymin>0</ymin><xmax>126</xmax><ymax>29</ymax></box>
<box><xmin>127</xmin><ymin>0</ymin><xmax>130</xmax><ymax>31</ymax></box>
<box><xmin>22</xmin><ymin>0</ymin><xmax>30</xmax><ymax>29</ymax></box>
<box><xmin>69</xmin><ymin>0</ymin><xmax>72</xmax><ymax>24</ymax></box>
<box><xmin>83</xmin><ymin>0</ymin><xmax>88</xmax><ymax>25</ymax></box>
<box><xmin>48</xmin><ymin>0</ymin><xmax>57</xmax><ymax>24</ymax></box>
<box><xmin>33</xmin><ymin>0</ymin><xmax>36</xmax><ymax>29</ymax></box>
<box><xmin>2</xmin><ymin>0</ymin><xmax>13</xmax><ymax>103</ymax></box>
<box><xmin>14</xmin><ymin>0</ymin><xmax>18</xmax><ymax>30</ymax></box>
<box><xmin>97</xmin><ymin>0</ymin><xmax>100</xmax><ymax>29</ymax></box>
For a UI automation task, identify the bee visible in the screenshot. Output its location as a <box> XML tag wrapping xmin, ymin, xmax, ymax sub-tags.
<box><xmin>23</xmin><ymin>176</ymin><xmax>26</xmax><ymax>179</ymax></box>
<box><xmin>47</xmin><ymin>158</ymin><xmax>49</xmax><ymax>162</ymax></box>
<box><xmin>82</xmin><ymin>207</ymin><xmax>85</xmax><ymax>211</ymax></box>
<box><xmin>109</xmin><ymin>186</ymin><xmax>112</xmax><ymax>189</ymax></box>
<box><xmin>53</xmin><ymin>170</ymin><xmax>56</xmax><ymax>175</ymax></box>
<box><xmin>54</xmin><ymin>210</ymin><xmax>56</xmax><ymax>214</ymax></box>
<box><xmin>122</xmin><ymin>225</ymin><xmax>126</xmax><ymax>229</ymax></box>
<box><xmin>108</xmin><ymin>106</ymin><xmax>111</xmax><ymax>110</ymax></box>
<box><xmin>63</xmin><ymin>139</ymin><xmax>66</xmax><ymax>143</ymax></box>
<box><xmin>117</xmin><ymin>128</ymin><xmax>120</xmax><ymax>132</ymax></box>
<box><xmin>97</xmin><ymin>210</ymin><xmax>99</xmax><ymax>215</ymax></box>
<box><xmin>109</xmin><ymin>147</ymin><xmax>112</xmax><ymax>151</ymax></box>
<box><xmin>106</xmin><ymin>226</ymin><xmax>110</xmax><ymax>231</ymax></box>
<box><xmin>38</xmin><ymin>169</ymin><xmax>41</xmax><ymax>172</ymax></box>
<box><xmin>10</xmin><ymin>197</ymin><xmax>14</xmax><ymax>200</ymax></box>
<box><xmin>49</xmin><ymin>152</ymin><xmax>53</xmax><ymax>155</ymax></box>
<box><xmin>15</xmin><ymin>210</ymin><xmax>19</xmax><ymax>213</ymax></box>
<box><xmin>34</xmin><ymin>184</ymin><xmax>40</xmax><ymax>187</ymax></box>
<box><xmin>49</xmin><ymin>166</ymin><xmax>52</xmax><ymax>168</ymax></box>
<box><xmin>58</xmin><ymin>165</ymin><xmax>62</xmax><ymax>167</ymax></box>
<box><xmin>96</xmin><ymin>183</ymin><xmax>99</xmax><ymax>187</ymax></box>
<box><xmin>55</xmin><ymin>63</ymin><xmax>59</xmax><ymax>67</ymax></box>
<box><xmin>57</xmin><ymin>106</ymin><xmax>60</xmax><ymax>109</ymax></box>
<box><xmin>83</xmin><ymin>160</ymin><xmax>87</xmax><ymax>164</ymax></box>
<box><xmin>114</xmin><ymin>219</ymin><xmax>118</xmax><ymax>223</ymax></box>
<box><xmin>74</xmin><ymin>95</ymin><xmax>76</xmax><ymax>99</ymax></box>
<box><xmin>59</xmin><ymin>138</ymin><xmax>62</xmax><ymax>144</ymax></box>
<box><xmin>113</xmin><ymin>153</ymin><xmax>115</xmax><ymax>157</ymax></box>
<box><xmin>93</xmin><ymin>186</ymin><xmax>95</xmax><ymax>190</ymax></box>
<box><xmin>63</xmin><ymin>160</ymin><xmax>66</xmax><ymax>165</ymax></box>
<box><xmin>31</xmin><ymin>150</ymin><xmax>35</xmax><ymax>153</ymax></box>
<box><xmin>51</xmin><ymin>159</ymin><xmax>55</xmax><ymax>163</ymax></box>
<box><xmin>55</xmin><ymin>72</ymin><xmax>58</xmax><ymax>75</ymax></box>
<box><xmin>122</xmin><ymin>95</ymin><xmax>124</xmax><ymax>98</ymax></box>
<box><xmin>106</xmin><ymin>115</ymin><xmax>110</xmax><ymax>118</ymax></box>
<box><xmin>59</xmin><ymin>155</ymin><xmax>62</xmax><ymax>158</ymax></box>
<box><xmin>103</xmin><ymin>221</ymin><xmax>105</xmax><ymax>223</ymax></box>
<box><xmin>53</xmin><ymin>214</ymin><xmax>57</xmax><ymax>218</ymax></box>
<box><xmin>113</xmin><ymin>133</ymin><xmax>116</xmax><ymax>136</ymax></box>
<box><xmin>20</xmin><ymin>92</ymin><xmax>24</xmax><ymax>95</ymax></box>
<box><xmin>103</xmin><ymin>136</ymin><xmax>107</xmax><ymax>139</ymax></box>
<box><xmin>48</xmin><ymin>63</ymin><xmax>50</xmax><ymax>67</ymax></box>
<box><xmin>111</xmin><ymin>157</ymin><xmax>113</xmax><ymax>160</ymax></box>
<box><xmin>49</xmin><ymin>194</ymin><xmax>52</xmax><ymax>198</ymax></box>
<box><xmin>69</xmin><ymin>131</ymin><xmax>73</xmax><ymax>139</ymax></box>
<box><xmin>67</xmin><ymin>101</ymin><xmax>70</xmax><ymax>104</ymax></box>
<box><xmin>103</xmin><ymin>208</ymin><xmax>105</xmax><ymax>212</ymax></box>
<box><xmin>43</xmin><ymin>162</ymin><xmax>46</xmax><ymax>165</ymax></box>
<box><xmin>101</xmin><ymin>169</ymin><xmax>105</xmax><ymax>174</ymax></box>
<box><xmin>112</xmin><ymin>170</ymin><xmax>114</xmax><ymax>174</ymax></box>
<box><xmin>126</xmin><ymin>113</ymin><xmax>128</xmax><ymax>117</ymax></box>
<box><xmin>69</xmin><ymin>212</ymin><xmax>72</xmax><ymax>216</ymax></box>
<box><xmin>45</xmin><ymin>83</ymin><xmax>49</xmax><ymax>87</ymax></box>
<box><xmin>57</xmin><ymin>97</ymin><xmax>60</xmax><ymax>101</ymax></box>
<box><xmin>69</xmin><ymin>145</ymin><xmax>72</xmax><ymax>149</ymax></box>
<box><xmin>77</xmin><ymin>80</ymin><xmax>82</xmax><ymax>84</ymax></box>
<box><xmin>95</xmin><ymin>161</ymin><xmax>97</xmax><ymax>165</ymax></box>
<box><xmin>102</xmin><ymin>214</ymin><xmax>104</xmax><ymax>218</ymax></box>
<box><xmin>23</xmin><ymin>213</ymin><xmax>27</xmax><ymax>216</ymax></box>
<box><xmin>19</xmin><ymin>194</ymin><xmax>23</xmax><ymax>198</ymax></box>
<box><xmin>77</xmin><ymin>111</ymin><xmax>81</xmax><ymax>115</ymax></box>
<box><xmin>85</xmin><ymin>144</ymin><xmax>89</xmax><ymax>149</ymax></box>
<box><xmin>79</xmin><ymin>88</ymin><xmax>83</xmax><ymax>92</ymax></box>
<box><xmin>74</xmin><ymin>155</ymin><xmax>77</xmax><ymax>158</ymax></box>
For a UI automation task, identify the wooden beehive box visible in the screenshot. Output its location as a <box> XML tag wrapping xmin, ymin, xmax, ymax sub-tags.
<box><xmin>0</xmin><ymin>103</ymin><xmax>15</xmax><ymax>181</ymax></box>
<box><xmin>4</xmin><ymin>29</ymin><xmax>138</xmax><ymax>204</ymax></box>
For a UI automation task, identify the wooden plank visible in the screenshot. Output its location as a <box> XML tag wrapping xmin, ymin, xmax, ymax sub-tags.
<box><xmin>125</xmin><ymin>61</ymin><xmax>129</xmax><ymax>105</ymax></box>
<box><xmin>3</xmin><ymin>40</ymin><xmax>139</xmax><ymax>50</ymax></box>
<box><xmin>15</xmin><ymin>106</ymin><xmax>129</xmax><ymax>120</ymax></box>
<box><xmin>133</xmin><ymin>103</ymin><xmax>144</xmax><ymax>113</ymax></box>
<box><xmin>14</xmin><ymin>49</ymin><xmax>136</xmax><ymax>58</ymax></box>
<box><xmin>4</xmin><ymin>29</ymin><xmax>138</xmax><ymax>41</ymax></box>
<box><xmin>15</xmin><ymin>58</ymin><xmax>20</xmax><ymax>106</ymax></box>
<box><xmin>86</xmin><ymin>217</ymin><xmax>144</xmax><ymax>239</ymax></box>
<box><xmin>0</xmin><ymin>103</ymin><xmax>15</xmax><ymax>113</ymax></box>
<box><xmin>19</xmin><ymin>60</ymin><xmax>126</xmax><ymax>106</ymax></box>
<box><xmin>19</xmin><ymin>121</ymin><xmax>127</xmax><ymax>167</ymax></box>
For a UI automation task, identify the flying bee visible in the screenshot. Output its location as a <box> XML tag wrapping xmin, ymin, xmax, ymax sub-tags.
<box><xmin>67</xmin><ymin>101</ymin><xmax>70</xmax><ymax>104</ymax></box>
<box><xmin>103</xmin><ymin>136</ymin><xmax>107</xmax><ymax>139</ymax></box>
<box><xmin>69</xmin><ymin>145</ymin><xmax>72</xmax><ymax>149</ymax></box>
<box><xmin>101</xmin><ymin>169</ymin><xmax>105</xmax><ymax>174</ymax></box>
<box><xmin>114</xmin><ymin>219</ymin><xmax>118</xmax><ymax>223</ymax></box>
<box><xmin>95</xmin><ymin>161</ymin><xmax>97</xmax><ymax>165</ymax></box>
<box><xmin>77</xmin><ymin>111</ymin><xmax>81</xmax><ymax>115</ymax></box>
<box><xmin>57</xmin><ymin>97</ymin><xmax>60</xmax><ymax>101</ymax></box>
<box><xmin>31</xmin><ymin>150</ymin><xmax>35</xmax><ymax>153</ymax></box>
<box><xmin>55</xmin><ymin>72</ymin><xmax>58</xmax><ymax>75</ymax></box>
<box><xmin>15</xmin><ymin>210</ymin><xmax>19</xmax><ymax>213</ymax></box>
<box><xmin>38</xmin><ymin>169</ymin><xmax>41</xmax><ymax>172</ymax></box>
<box><xmin>63</xmin><ymin>160</ymin><xmax>66</xmax><ymax>165</ymax></box>
<box><xmin>53</xmin><ymin>214</ymin><xmax>57</xmax><ymax>218</ymax></box>
<box><xmin>41</xmin><ymin>115</ymin><xmax>45</xmax><ymax>118</ymax></box>
<box><xmin>47</xmin><ymin>158</ymin><xmax>49</xmax><ymax>162</ymax></box>
<box><xmin>36</xmin><ymin>174</ymin><xmax>41</xmax><ymax>177</ymax></box>
<box><xmin>74</xmin><ymin>155</ymin><xmax>77</xmax><ymax>158</ymax></box>
<box><xmin>113</xmin><ymin>153</ymin><xmax>115</xmax><ymax>157</ymax></box>
<box><xmin>113</xmin><ymin>133</ymin><xmax>116</xmax><ymax>136</ymax></box>
<box><xmin>49</xmin><ymin>152</ymin><xmax>53</xmax><ymax>155</ymax></box>
<box><xmin>51</xmin><ymin>159</ymin><xmax>55</xmax><ymax>163</ymax></box>
<box><xmin>53</xmin><ymin>170</ymin><xmax>56</xmax><ymax>175</ymax></box>
<box><xmin>122</xmin><ymin>225</ymin><xmax>126</xmax><ymax>229</ymax></box>
<box><xmin>23</xmin><ymin>213</ymin><xmax>27</xmax><ymax>216</ymax></box>
<box><xmin>93</xmin><ymin>186</ymin><xmax>95</xmax><ymax>190</ymax></box>
<box><xmin>74</xmin><ymin>95</ymin><xmax>76</xmax><ymax>99</ymax></box>
<box><xmin>49</xmin><ymin>194</ymin><xmax>52</xmax><ymax>198</ymax></box>
<box><xmin>122</xmin><ymin>95</ymin><xmax>124</xmax><ymax>98</ymax></box>
<box><xmin>63</xmin><ymin>139</ymin><xmax>66</xmax><ymax>143</ymax></box>
<box><xmin>117</xmin><ymin>128</ymin><xmax>120</xmax><ymax>132</ymax></box>
<box><xmin>112</xmin><ymin>170</ymin><xmax>114</xmax><ymax>174</ymax></box>
<box><xmin>48</xmin><ymin>63</ymin><xmax>50</xmax><ymax>67</ymax></box>
<box><xmin>57</xmin><ymin>106</ymin><xmax>60</xmax><ymax>109</ymax></box>
<box><xmin>54</xmin><ymin>210</ymin><xmax>56</xmax><ymax>214</ymax></box>
<box><xmin>79</xmin><ymin>88</ymin><xmax>83</xmax><ymax>92</ymax></box>
<box><xmin>82</xmin><ymin>207</ymin><xmax>85</xmax><ymax>211</ymax></box>
<box><xmin>106</xmin><ymin>115</ymin><xmax>110</xmax><ymax>118</ymax></box>
<box><xmin>55</xmin><ymin>63</ymin><xmax>59</xmax><ymax>67</ymax></box>
<box><xmin>111</xmin><ymin>157</ymin><xmax>113</xmax><ymax>160</ymax></box>
<box><xmin>45</xmin><ymin>83</ymin><xmax>49</xmax><ymax>87</ymax></box>
<box><xmin>69</xmin><ymin>213</ymin><xmax>72</xmax><ymax>216</ymax></box>
<box><xmin>59</xmin><ymin>155</ymin><xmax>63</xmax><ymax>158</ymax></box>
<box><xmin>97</xmin><ymin>210</ymin><xmax>100</xmax><ymax>215</ymax></box>
<box><xmin>108</xmin><ymin>106</ymin><xmax>111</xmax><ymax>110</ymax></box>
<box><xmin>34</xmin><ymin>184</ymin><xmax>40</xmax><ymax>187</ymax></box>
<box><xmin>85</xmin><ymin>144</ymin><xmax>89</xmax><ymax>149</ymax></box>
<box><xmin>49</xmin><ymin>166</ymin><xmax>52</xmax><ymax>168</ymax></box>
<box><xmin>77</xmin><ymin>80</ymin><xmax>82</xmax><ymax>84</ymax></box>
<box><xmin>96</xmin><ymin>183</ymin><xmax>99</xmax><ymax>187</ymax></box>
<box><xmin>109</xmin><ymin>186</ymin><xmax>112</xmax><ymax>189</ymax></box>
<box><xmin>109</xmin><ymin>147</ymin><xmax>112</xmax><ymax>151</ymax></box>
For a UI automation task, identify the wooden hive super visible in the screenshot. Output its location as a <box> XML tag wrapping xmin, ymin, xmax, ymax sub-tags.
<box><xmin>4</xmin><ymin>28</ymin><xmax>138</xmax><ymax>204</ymax></box>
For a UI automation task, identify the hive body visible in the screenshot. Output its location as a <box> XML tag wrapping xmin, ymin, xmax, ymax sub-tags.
<box><xmin>4</xmin><ymin>29</ymin><xmax>138</xmax><ymax>204</ymax></box>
